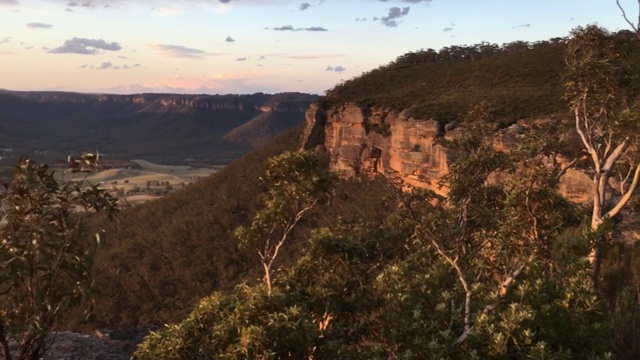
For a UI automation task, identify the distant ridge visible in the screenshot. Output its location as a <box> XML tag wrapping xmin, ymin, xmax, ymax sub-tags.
<box><xmin>0</xmin><ymin>90</ymin><xmax>319</xmax><ymax>165</ymax></box>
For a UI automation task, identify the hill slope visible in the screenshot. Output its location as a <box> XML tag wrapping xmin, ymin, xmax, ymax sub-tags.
<box><xmin>84</xmin><ymin>127</ymin><xmax>392</xmax><ymax>328</ymax></box>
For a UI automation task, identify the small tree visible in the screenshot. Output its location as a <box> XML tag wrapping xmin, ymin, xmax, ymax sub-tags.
<box><xmin>0</xmin><ymin>159</ymin><xmax>117</xmax><ymax>360</ymax></box>
<box><xmin>235</xmin><ymin>151</ymin><xmax>335</xmax><ymax>296</ymax></box>
<box><xmin>564</xmin><ymin>25</ymin><xmax>640</xmax><ymax>280</ymax></box>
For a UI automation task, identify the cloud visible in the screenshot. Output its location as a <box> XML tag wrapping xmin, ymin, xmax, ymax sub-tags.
<box><xmin>97</xmin><ymin>61</ymin><xmax>112</xmax><ymax>69</ymax></box>
<box><xmin>67</xmin><ymin>1</ymin><xmax>95</xmax><ymax>8</ymax></box>
<box><xmin>0</xmin><ymin>37</ymin><xmax>10</xmax><ymax>44</ymax></box>
<box><xmin>0</xmin><ymin>0</ymin><xmax>18</xmax><ymax>6</ymax></box>
<box><xmin>299</xmin><ymin>2</ymin><xmax>311</xmax><ymax>11</ymax></box>
<box><xmin>273</xmin><ymin>25</ymin><xmax>294</xmax><ymax>31</ymax></box>
<box><xmin>513</xmin><ymin>23</ymin><xmax>531</xmax><ymax>28</ymax></box>
<box><xmin>80</xmin><ymin>61</ymin><xmax>139</xmax><ymax>70</ymax></box>
<box><xmin>225</xmin><ymin>36</ymin><xmax>235</xmax><ymax>42</ymax></box>
<box><xmin>271</xmin><ymin>25</ymin><xmax>328</xmax><ymax>31</ymax></box>
<box><xmin>49</xmin><ymin>37</ymin><xmax>121</xmax><ymax>54</ymax></box>
<box><xmin>355</xmin><ymin>17</ymin><xmax>367</xmax><ymax>22</ymax></box>
<box><xmin>26</xmin><ymin>22</ymin><xmax>54</xmax><ymax>29</ymax></box>
<box><xmin>148</xmin><ymin>44</ymin><xmax>213</xmax><ymax>59</ymax></box>
<box><xmin>236</xmin><ymin>57</ymin><xmax>247</xmax><ymax>61</ymax></box>
<box><xmin>380</xmin><ymin>6</ymin><xmax>410</xmax><ymax>27</ymax></box>
<box><xmin>101</xmin><ymin>70</ymin><xmax>274</xmax><ymax>95</ymax></box>
<box><xmin>379</xmin><ymin>0</ymin><xmax>431</xmax><ymax>2</ymax></box>
<box><xmin>286</xmin><ymin>53</ymin><xmax>343</xmax><ymax>59</ymax></box>
<box><xmin>325</xmin><ymin>65</ymin><xmax>345</xmax><ymax>73</ymax></box>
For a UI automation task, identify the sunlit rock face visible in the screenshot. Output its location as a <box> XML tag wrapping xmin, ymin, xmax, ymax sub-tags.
<box><xmin>302</xmin><ymin>102</ymin><xmax>594</xmax><ymax>199</ymax></box>
<box><xmin>303</xmin><ymin>103</ymin><xmax>453</xmax><ymax>193</ymax></box>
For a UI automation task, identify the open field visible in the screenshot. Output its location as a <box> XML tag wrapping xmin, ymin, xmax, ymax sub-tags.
<box><xmin>60</xmin><ymin>160</ymin><xmax>221</xmax><ymax>206</ymax></box>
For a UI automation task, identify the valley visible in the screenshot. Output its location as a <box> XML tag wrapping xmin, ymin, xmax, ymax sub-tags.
<box><xmin>0</xmin><ymin>90</ymin><xmax>319</xmax><ymax>166</ymax></box>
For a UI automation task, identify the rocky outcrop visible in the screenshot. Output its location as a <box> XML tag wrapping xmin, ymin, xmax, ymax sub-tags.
<box><xmin>5</xmin><ymin>327</ymin><xmax>158</xmax><ymax>360</ymax></box>
<box><xmin>303</xmin><ymin>103</ymin><xmax>455</xmax><ymax>192</ymax></box>
<box><xmin>302</xmin><ymin>103</ymin><xmax>595</xmax><ymax>199</ymax></box>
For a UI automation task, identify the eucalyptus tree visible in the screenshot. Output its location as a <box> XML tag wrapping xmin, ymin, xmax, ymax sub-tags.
<box><xmin>564</xmin><ymin>25</ymin><xmax>640</xmax><ymax>281</ymax></box>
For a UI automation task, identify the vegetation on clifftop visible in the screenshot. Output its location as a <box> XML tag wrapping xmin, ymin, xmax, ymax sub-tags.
<box><xmin>324</xmin><ymin>32</ymin><xmax>639</xmax><ymax>123</ymax></box>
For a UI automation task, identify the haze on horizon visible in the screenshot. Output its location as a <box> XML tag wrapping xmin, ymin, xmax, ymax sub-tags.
<box><xmin>0</xmin><ymin>0</ymin><xmax>636</xmax><ymax>95</ymax></box>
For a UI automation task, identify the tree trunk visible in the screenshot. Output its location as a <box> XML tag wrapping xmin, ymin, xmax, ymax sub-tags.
<box><xmin>0</xmin><ymin>321</ymin><xmax>12</xmax><ymax>360</ymax></box>
<box><xmin>263</xmin><ymin>262</ymin><xmax>272</xmax><ymax>296</ymax></box>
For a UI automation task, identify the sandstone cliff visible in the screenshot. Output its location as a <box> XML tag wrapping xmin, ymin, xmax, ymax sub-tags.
<box><xmin>302</xmin><ymin>103</ymin><xmax>595</xmax><ymax>201</ymax></box>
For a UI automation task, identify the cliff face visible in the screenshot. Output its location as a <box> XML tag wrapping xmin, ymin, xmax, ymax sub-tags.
<box><xmin>303</xmin><ymin>103</ymin><xmax>593</xmax><ymax>200</ymax></box>
<box><xmin>303</xmin><ymin>103</ymin><xmax>452</xmax><ymax>192</ymax></box>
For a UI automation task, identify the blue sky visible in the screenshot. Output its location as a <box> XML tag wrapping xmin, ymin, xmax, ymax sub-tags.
<box><xmin>0</xmin><ymin>0</ymin><xmax>637</xmax><ymax>95</ymax></box>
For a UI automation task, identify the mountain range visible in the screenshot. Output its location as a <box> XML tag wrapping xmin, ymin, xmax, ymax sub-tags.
<box><xmin>0</xmin><ymin>90</ymin><xmax>319</xmax><ymax>166</ymax></box>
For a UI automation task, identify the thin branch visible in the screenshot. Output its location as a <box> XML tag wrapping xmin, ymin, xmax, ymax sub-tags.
<box><xmin>554</xmin><ymin>156</ymin><xmax>581</xmax><ymax>180</ymax></box>
<box><xmin>616</xmin><ymin>0</ymin><xmax>640</xmax><ymax>33</ymax></box>
<box><xmin>617</xmin><ymin>157</ymin><xmax>635</xmax><ymax>194</ymax></box>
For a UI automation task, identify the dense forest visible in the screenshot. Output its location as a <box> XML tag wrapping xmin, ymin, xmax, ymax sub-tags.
<box><xmin>2</xmin><ymin>25</ymin><xmax>640</xmax><ymax>360</ymax></box>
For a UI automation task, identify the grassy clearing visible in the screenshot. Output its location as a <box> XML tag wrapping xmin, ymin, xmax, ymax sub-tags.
<box><xmin>56</xmin><ymin>160</ymin><xmax>220</xmax><ymax>206</ymax></box>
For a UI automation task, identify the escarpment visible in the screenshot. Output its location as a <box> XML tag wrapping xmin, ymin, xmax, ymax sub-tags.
<box><xmin>303</xmin><ymin>103</ymin><xmax>452</xmax><ymax>193</ymax></box>
<box><xmin>302</xmin><ymin>102</ymin><xmax>594</xmax><ymax>200</ymax></box>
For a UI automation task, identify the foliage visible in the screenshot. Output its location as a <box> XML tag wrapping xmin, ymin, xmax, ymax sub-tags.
<box><xmin>135</xmin><ymin>285</ymin><xmax>318</xmax><ymax>360</ymax></box>
<box><xmin>0</xmin><ymin>159</ymin><xmax>117</xmax><ymax>360</ymax></box>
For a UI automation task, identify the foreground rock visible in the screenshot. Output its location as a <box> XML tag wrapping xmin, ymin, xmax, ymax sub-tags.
<box><xmin>6</xmin><ymin>327</ymin><xmax>157</xmax><ymax>360</ymax></box>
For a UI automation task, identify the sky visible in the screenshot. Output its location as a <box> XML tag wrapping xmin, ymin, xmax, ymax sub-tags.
<box><xmin>0</xmin><ymin>0</ymin><xmax>638</xmax><ymax>95</ymax></box>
